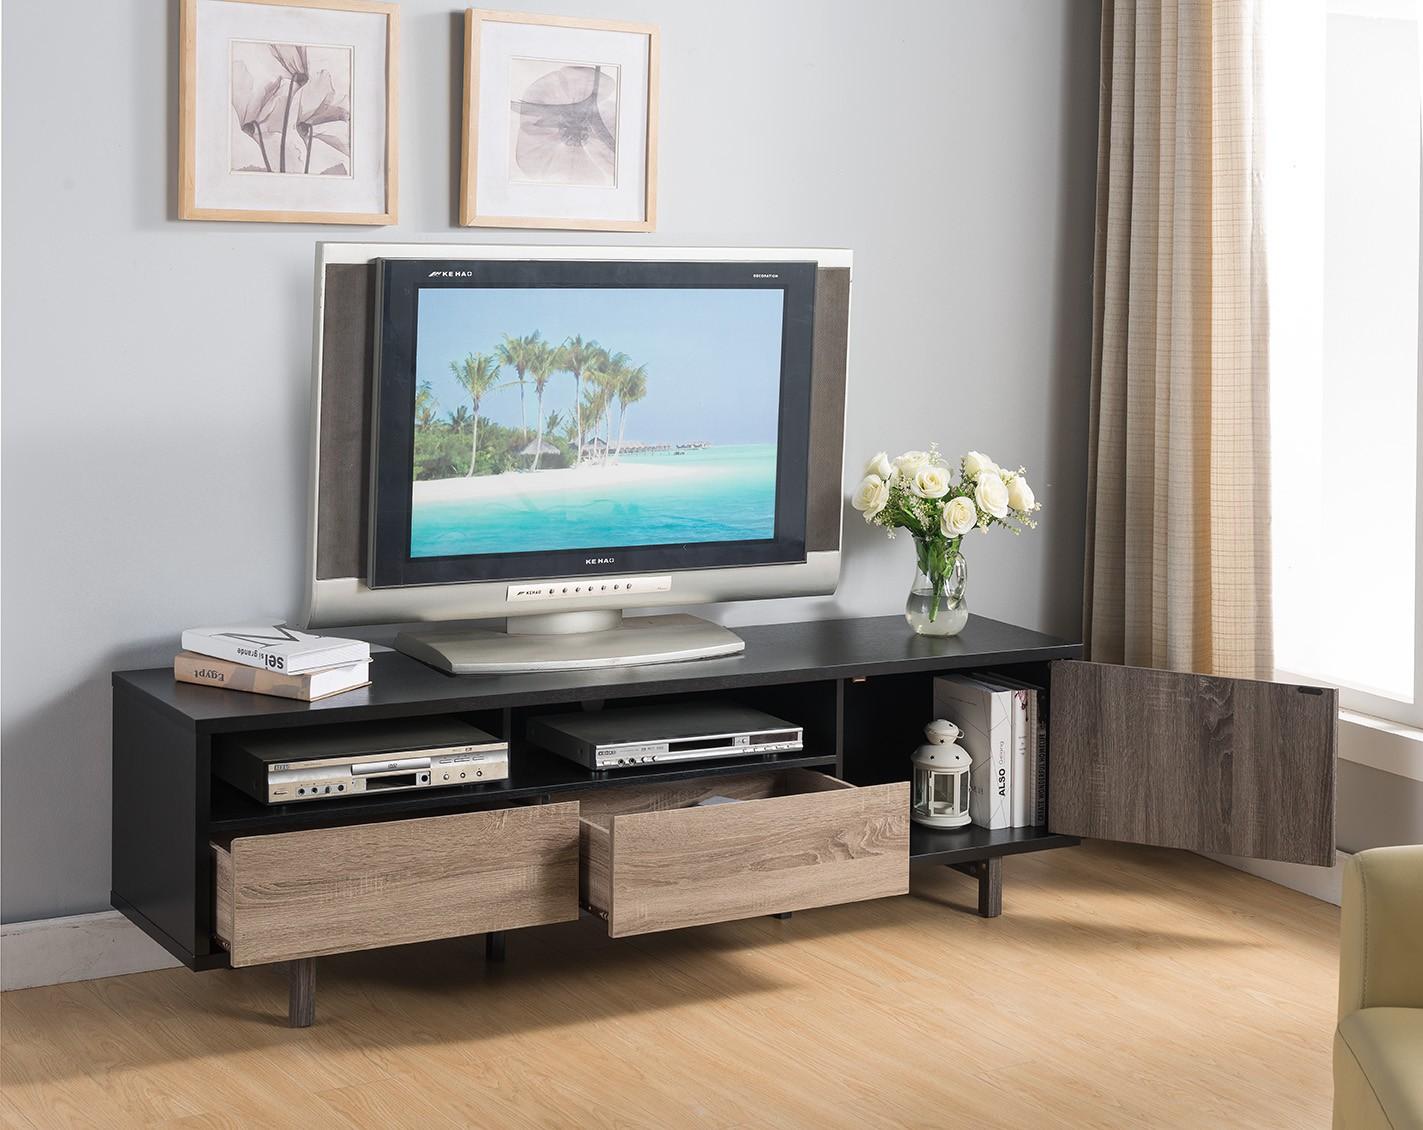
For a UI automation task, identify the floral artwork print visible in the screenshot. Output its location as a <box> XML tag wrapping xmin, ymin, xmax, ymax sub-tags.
<box><xmin>229</xmin><ymin>39</ymin><xmax>352</xmax><ymax>177</ymax></box>
<box><xmin>508</xmin><ymin>58</ymin><xmax>619</xmax><ymax>188</ymax></box>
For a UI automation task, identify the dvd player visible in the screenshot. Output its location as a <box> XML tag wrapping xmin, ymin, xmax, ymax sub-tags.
<box><xmin>214</xmin><ymin>718</ymin><xmax>508</xmax><ymax>804</ymax></box>
<box><xmin>526</xmin><ymin>703</ymin><xmax>804</xmax><ymax>770</ymax></box>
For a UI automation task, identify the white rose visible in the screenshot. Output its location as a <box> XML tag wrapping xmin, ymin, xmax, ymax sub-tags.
<box><xmin>850</xmin><ymin>473</ymin><xmax>890</xmax><ymax>521</ymax></box>
<box><xmin>894</xmin><ymin>450</ymin><xmax>931</xmax><ymax>479</ymax></box>
<box><xmin>941</xmin><ymin>495</ymin><xmax>977</xmax><ymax>537</ymax></box>
<box><xmin>864</xmin><ymin>451</ymin><xmax>895</xmax><ymax>481</ymax></box>
<box><xmin>974</xmin><ymin>472</ymin><xmax>1009</xmax><ymax>519</ymax></box>
<box><xmin>911</xmin><ymin>464</ymin><xmax>950</xmax><ymax>499</ymax></box>
<box><xmin>1006</xmin><ymin>473</ymin><xmax>1035</xmax><ymax>512</ymax></box>
<box><xmin>963</xmin><ymin>450</ymin><xmax>998</xmax><ymax>478</ymax></box>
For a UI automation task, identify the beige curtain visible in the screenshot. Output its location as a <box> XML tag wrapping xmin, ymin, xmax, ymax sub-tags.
<box><xmin>1084</xmin><ymin>0</ymin><xmax>1273</xmax><ymax>679</ymax></box>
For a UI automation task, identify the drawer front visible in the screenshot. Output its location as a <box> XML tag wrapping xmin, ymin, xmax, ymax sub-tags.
<box><xmin>584</xmin><ymin>773</ymin><xmax>909</xmax><ymax>938</ymax></box>
<box><xmin>213</xmin><ymin>802</ymin><xmax>579</xmax><ymax>966</ymax></box>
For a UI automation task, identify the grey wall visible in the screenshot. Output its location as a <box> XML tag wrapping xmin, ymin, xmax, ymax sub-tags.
<box><xmin>1336</xmin><ymin>760</ymin><xmax>1423</xmax><ymax>855</ymax></box>
<box><xmin>0</xmin><ymin>0</ymin><xmax>1101</xmax><ymax>922</ymax></box>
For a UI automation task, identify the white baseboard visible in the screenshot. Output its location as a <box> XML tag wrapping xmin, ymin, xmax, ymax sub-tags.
<box><xmin>1</xmin><ymin>910</ymin><xmax>181</xmax><ymax>991</ymax></box>
<box><xmin>1203</xmin><ymin>850</ymin><xmax>1351</xmax><ymax>906</ymax></box>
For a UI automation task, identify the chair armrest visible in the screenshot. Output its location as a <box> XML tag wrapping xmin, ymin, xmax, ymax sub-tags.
<box><xmin>1339</xmin><ymin>844</ymin><xmax>1423</xmax><ymax>1018</ymax></box>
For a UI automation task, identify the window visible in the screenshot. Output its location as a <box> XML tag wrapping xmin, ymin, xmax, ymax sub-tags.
<box><xmin>1266</xmin><ymin>0</ymin><xmax>1423</xmax><ymax>726</ymax></box>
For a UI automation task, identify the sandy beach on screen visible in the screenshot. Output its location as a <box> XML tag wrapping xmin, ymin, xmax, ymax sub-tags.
<box><xmin>412</xmin><ymin>461</ymin><xmax>700</xmax><ymax>504</ymax></box>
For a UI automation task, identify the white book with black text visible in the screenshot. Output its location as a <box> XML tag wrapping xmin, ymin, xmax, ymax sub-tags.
<box><xmin>977</xmin><ymin>673</ymin><xmax>1044</xmax><ymax>828</ymax></box>
<box><xmin>932</xmin><ymin>674</ymin><xmax>1013</xmax><ymax>829</ymax></box>
<box><xmin>972</xmin><ymin>674</ymin><xmax>1032</xmax><ymax>827</ymax></box>
<box><xmin>180</xmin><ymin>623</ymin><xmax>370</xmax><ymax>674</ymax></box>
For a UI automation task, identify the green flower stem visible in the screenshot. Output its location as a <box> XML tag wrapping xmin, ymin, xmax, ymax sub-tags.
<box><xmin>913</xmin><ymin>534</ymin><xmax>961</xmax><ymax>623</ymax></box>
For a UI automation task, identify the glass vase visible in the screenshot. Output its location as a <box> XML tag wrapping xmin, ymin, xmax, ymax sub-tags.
<box><xmin>905</xmin><ymin>538</ymin><xmax>968</xmax><ymax>637</ymax></box>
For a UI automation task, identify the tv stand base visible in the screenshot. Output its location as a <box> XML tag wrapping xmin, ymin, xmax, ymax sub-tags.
<box><xmin>395</xmin><ymin>612</ymin><xmax>745</xmax><ymax>674</ymax></box>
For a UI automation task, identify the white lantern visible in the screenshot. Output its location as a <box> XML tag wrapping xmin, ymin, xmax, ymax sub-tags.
<box><xmin>911</xmin><ymin>719</ymin><xmax>972</xmax><ymax>828</ymax></box>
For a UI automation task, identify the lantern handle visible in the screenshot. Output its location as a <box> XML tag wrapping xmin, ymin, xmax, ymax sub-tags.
<box><xmin>925</xmin><ymin>719</ymin><xmax>960</xmax><ymax>744</ymax></box>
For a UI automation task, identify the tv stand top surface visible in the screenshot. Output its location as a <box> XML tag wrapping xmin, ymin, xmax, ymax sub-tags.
<box><xmin>114</xmin><ymin>614</ymin><xmax>1081</xmax><ymax>734</ymax></box>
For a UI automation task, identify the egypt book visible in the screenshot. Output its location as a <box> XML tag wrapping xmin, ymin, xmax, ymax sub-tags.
<box><xmin>173</xmin><ymin>652</ymin><xmax>370</xmax><ymax>701</ymax></box>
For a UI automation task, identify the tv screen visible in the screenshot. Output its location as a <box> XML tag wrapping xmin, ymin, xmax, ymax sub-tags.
<box><xmin>367</xmin><ymin>259</ymin><xmax>817</xmax><ymax>588</ymax></box>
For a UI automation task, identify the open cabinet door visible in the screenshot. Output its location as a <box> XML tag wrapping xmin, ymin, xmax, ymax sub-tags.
<box><xmin>1048</xmin><ymin>661</ymin><xmax>1337</xmax><ymax>866</ymax></box>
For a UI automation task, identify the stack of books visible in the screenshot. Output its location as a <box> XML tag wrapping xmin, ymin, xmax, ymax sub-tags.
<box><xmin>933</xmin><ymin>673</ymin><xmax>1049</xmax><ymax>831</ymax></box>
<box><xmin>174</xmin><ymin>623</ymin><xmax>372</xmax><ymax>702</ymax></box>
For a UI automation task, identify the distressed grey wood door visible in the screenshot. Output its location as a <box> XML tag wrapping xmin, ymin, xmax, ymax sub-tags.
<box><xmin>1048</xmin><ymin>661</ymin><xmax>1337</xmax><ymax>866</ymax></box>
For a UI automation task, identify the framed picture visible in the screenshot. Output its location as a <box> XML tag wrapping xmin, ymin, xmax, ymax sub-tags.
<box><xmin>460</xmin><ymin>9</ymin><xmax>659</xmax><ymax>231</ymax></box>
<box><xmin>179</xmin><ymin>0</ymin><xmax>399</xmax><ymax>224</ymax></box>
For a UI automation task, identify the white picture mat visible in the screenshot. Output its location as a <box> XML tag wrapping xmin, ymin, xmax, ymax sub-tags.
<box><xmin>474</xmin><ymin>21</ymin><xmax>649</xmax><ymax>222</ymax></box>
<box><xmin>194</xmin><ymin>0</ymin><xmax>389</xmax><ymax>214</ymax></box>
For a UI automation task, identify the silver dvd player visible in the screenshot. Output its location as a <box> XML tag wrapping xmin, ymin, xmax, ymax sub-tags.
<box><xmin>214</xmin><ymin>718</ymin><xmax>509</xmax><ymax>804</ymax></box>
<box><xmin>526</xmin><ymin>703</ymin><xmax>804</xmax><ymax>770</ymax></box>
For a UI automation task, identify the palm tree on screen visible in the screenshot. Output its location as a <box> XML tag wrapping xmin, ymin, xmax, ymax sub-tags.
<box><xmin>450</xmin><ymin>353</ymin><xmax>501</xmax><ymax>476</ymax></box>
<box><xmin>591</xmin><ymin>347</ymin><xmax>631</xmax><ymax>461</ymax></box>
<box><xmin>526</xmin><ymin>339</ymin><xmax>558</xmax><ymax>470</ymax></box>
<box><xmin>581</xmin><ymin>382</ymin><xmax>610</xmax><ymax>462</ymax></box>
<box><xmin>554</xmin><ymin>335</ymin><xmax>600</xmax><ymax>461</ymax></box>
<box><xmin>587</xmin><ymin>351</ymin><xmax>628</xmax><ymax>465</ymax></box>
<box><xmin>614</xmin><ymin>363</ymin><xmax>647</xmax><ymax>457</ymax></box>
<box><xmin>415</xmin><ymin>379</ymin><xmax>439</xmax><ymax>430</ymax></box>
<box><xmin>496</xmin><ymin>332</ymin><xmax>540</xmax><ymax>439</ymax></box>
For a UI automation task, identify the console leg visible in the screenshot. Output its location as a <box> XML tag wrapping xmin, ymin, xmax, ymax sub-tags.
<box><xmin>288</xmin><ymin>959</ymin><xmax>316</xmax><ymax>1028</ymax></box>
<box><xmin>485</xmin><ymin>931</ymin><xmax>506</xmax><ymax>962</ymax></box>
<box><xmin>950</xmin><ymin>858</ymin><xmax>1003</xmax><ymax>918</ymax></box>
<box><xmin>771</xmin><ymin>912</ymin><xmax>792</xmax><ymax>920</ymax></box>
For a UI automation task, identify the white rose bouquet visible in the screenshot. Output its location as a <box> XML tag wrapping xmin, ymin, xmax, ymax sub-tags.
<box><xmin>850</xmin><ymin>444</ymin><xmax>1041</xmax><ymax>631</ymax></box>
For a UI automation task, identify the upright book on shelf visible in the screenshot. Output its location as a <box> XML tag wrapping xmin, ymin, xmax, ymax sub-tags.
<box><xmin>981</xmin><ymin>673</ymin><xmax>1048</xmax><ymax>827</ymax></box>
<box><xmin>971</xmin><ymin>673</ymin><xmax>1032</xmax><ymax>827</ymax></box>
<box><xmin>932</xmin><ymin>674</ymin><xmax>1013</xmax><ymax>829</ymax></box>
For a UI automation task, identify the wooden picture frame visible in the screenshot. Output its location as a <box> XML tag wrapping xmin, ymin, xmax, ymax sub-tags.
<box><xmin>460</xmin><ymin>9</ymin><xmax>659</xmax><ymax>231</ymax></box>
<box><xmin>179</xmin><ymin>0</ymin><xmax>399</xmax><ymax>224</ymax></box>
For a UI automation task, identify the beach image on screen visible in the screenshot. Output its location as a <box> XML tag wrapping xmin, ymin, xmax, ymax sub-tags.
<box><xmin>409</xmin><ymin>287</ymin><xmax>784</xmax><ymax>558</ymax></box>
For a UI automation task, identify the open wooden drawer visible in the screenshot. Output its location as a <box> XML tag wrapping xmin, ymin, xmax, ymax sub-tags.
<box><xmin>212</xmin><ymin>802</ymin><xmax>579</xmax><ymax>967</ymax></box>
<box><xmin>578</xmin><ymin>769</ymin><xmax>909</xmax><ymax>938</ymax></box>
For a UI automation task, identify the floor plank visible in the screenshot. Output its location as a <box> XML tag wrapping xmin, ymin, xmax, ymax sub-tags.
<box><xmin>0</xmin><ymin>842</ymin><xmax>1339</xmax><ymax>1128</ymax></box>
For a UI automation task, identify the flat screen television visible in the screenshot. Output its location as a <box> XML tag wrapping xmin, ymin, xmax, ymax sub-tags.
<box><xmin>297</xmin><ymin>244</ymin><xmax>851</xmax><ymax>673</ymax></box>
<box><xmin>367</xmin><ymin>258</ymin><xmax>818</xmax><ymax>590</ymax></box>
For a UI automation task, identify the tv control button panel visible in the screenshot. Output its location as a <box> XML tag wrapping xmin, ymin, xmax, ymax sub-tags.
<box><xmin>506</xmin><ymin>575</ymin><xmax>673</xmax><ymax>603</ymax></box>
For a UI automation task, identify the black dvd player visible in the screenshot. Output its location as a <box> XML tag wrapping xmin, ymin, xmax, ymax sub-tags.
<box><xmin>526</xmin><ymin>703</ymin><xmax>803</xmax><ymax>770</ymax></box>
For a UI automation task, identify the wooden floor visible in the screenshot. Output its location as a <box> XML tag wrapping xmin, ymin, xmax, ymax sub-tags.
<box><xmin>0</xmin><ymin>841</ymin><xmax>1341</xmax><ymax>1129</ymax></box>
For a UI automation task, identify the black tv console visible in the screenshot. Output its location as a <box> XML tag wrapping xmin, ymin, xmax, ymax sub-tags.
<box><xmin>112</xmin><ymin>613</ymin><xmax>1339</xmax><ymax>1027</ymax></box>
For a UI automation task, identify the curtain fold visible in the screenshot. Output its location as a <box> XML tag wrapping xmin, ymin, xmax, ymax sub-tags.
<box><xmin>1084</xmin><ymin>0</ymin><xmax>1273</xmax><ymax>679</ymax></box>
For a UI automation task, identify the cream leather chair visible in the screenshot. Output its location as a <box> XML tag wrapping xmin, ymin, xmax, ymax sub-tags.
<box><xmin>1334</xmin><ymin>845</ymin><xmax>1423</xmax><ymax>1130</ymax></box>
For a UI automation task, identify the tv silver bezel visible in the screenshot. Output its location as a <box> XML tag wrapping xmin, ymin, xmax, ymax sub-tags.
<box><xmin>298</xmin><ymin>243</ymin><xmax>852</xmax><ymax>630</ymax></box>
